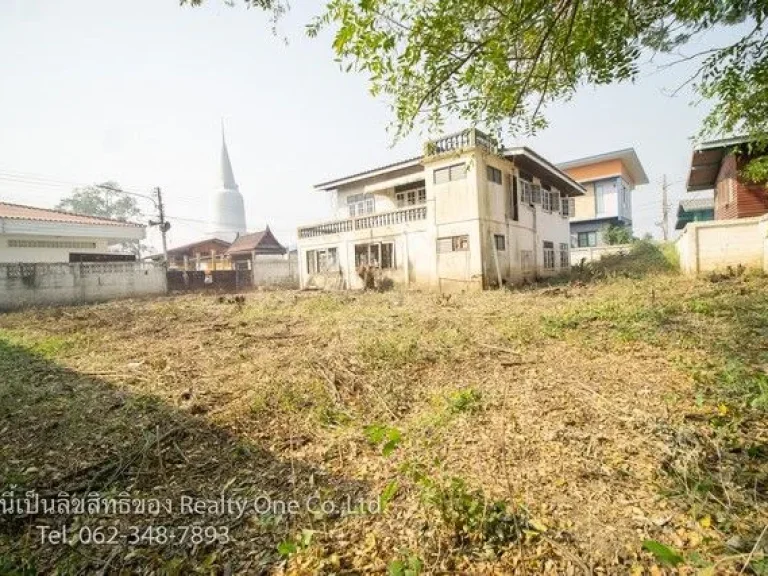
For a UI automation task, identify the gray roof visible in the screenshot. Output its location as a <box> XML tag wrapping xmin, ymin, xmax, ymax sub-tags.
<box><xmin>678</xmin><ymin>197</ymin><xmax>714</xmax><ymax>212</ymax></box>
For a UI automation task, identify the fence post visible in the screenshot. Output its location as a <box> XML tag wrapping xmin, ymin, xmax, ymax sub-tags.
<box><xmin>251</xmin><ymin>250</ymin><xmax>257</xmax><ymax>287</ymax></box>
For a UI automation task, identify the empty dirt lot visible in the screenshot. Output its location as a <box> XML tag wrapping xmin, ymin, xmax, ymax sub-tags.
<box><xmin>1</xmin><ymin>255</ymin><xmax>766</xmax><ymax>574</ymax></box>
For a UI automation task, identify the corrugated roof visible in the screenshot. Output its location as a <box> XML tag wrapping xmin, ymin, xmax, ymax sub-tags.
<box><xmin>686</xmin><ymin>136</ymin><xmax>753</xmax><ymax>192</ymax></box>
<box><xmin>679</xmin><ymin>198</ymin><xmax>715</xmax><ymax>212</ymax></box>
<box><xmin>314</xmin><ymin>156</ymin><xmax>423</xmax><ymax>191</ymax></box>
<box><xmin>0</xmin><ymin>202</ymin><xmax>144</xmax><ymax>228</ymax></box>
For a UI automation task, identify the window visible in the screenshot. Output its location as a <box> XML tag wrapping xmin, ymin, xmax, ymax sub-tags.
<box><xmin>8</xmin><ymin>239</ymin><xmax>97</xmax><ymax>249</ymax></box>
<box><xmin>306</xmin><ymin>248</ymin><xmax>338</xmax><ymax>274</ymax></box>
<box><xmin>519</xmin><ymin>179</ymin><xmax>540</xmax><ymax>204</ymax></box>
<box><xmin>347</xmin><ymin>193</ymin><xmax>374</xmax><ymax>217</ymax></box>
<box><xmin>531</xmin><ymin>184</ymin><xmax>542</xmax><ymax>204</ymax></box>
<box><xmin>594</xmin><ymin>179</ymin><xmax>616</xmax><ymax>216</ymax></box>
<box><xmin>550</xmin><ymin>191</ymin><xmax>561</xmax><ymax>213</ymax></box>
<box><xmin>559</xmin><ymin>243</ymin><xmax>569</xmax><ymax>268</ymax></box>
<box><xmin>355</xmin><ymin>242</ymin><xmax>394</xmax><ymax>269</ymax></box>
<box><xmin>494</xmin><ymin>234</ymin><xmax>506</xmax><ymax>250</ymax></box>
<box><xmin>434</xmin><ymin>163</ymin><xmax>467</xmax><ymax>184</ymax></box>
<box><xmin>543</xmin><ymin>241</ymin><xmax>555</xmax><ymax>270</ymax></box>
<box><xmin>396</xmin><ymin>187</ymin><xmax>426</xmax><ymax>207</ymax></box>
<box><xmin>577</xmin><ymin>231</ymin><xmax>597</xmax><ymax>248</ymax></box>
<box><xmin>562</xmin><ymin>197</ymin><xmax>574</xmax><ymax>218</ymax></box>
<box><xmin>487</xmin><ymin>165</ymin><xmax>502</xmax><ymax>184</ymax></box>
<box><xmin>542</xmin><ymin>190</ymin><xmax>551</xmax><ymax>211</ymax></box>
<box><xmin>620</xmin><ymin>179</ymin><xmax>631</xmax><ymax>215</ymax></box>
<box><xmin>520</xmin><ymin>179</ymin><xmax>532</xmax><ymax>204</ymax></box>
<box><xmin>509</xmin><ymin>175</ymin><xmax>519</xmax><ymax>221</ymax></box>
<box><xmin>437</xmin><ymin>235</ymin><xmax>469</xmax><ymax>253</ymax></box>
<box><xmin>395</xmin><ymin>181</ymin><xmax>426</xmax><ymax>207</ymax></box>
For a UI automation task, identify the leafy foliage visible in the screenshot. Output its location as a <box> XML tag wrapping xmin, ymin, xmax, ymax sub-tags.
<box><xmin>187</xmin><ymin>1</ymin><xmax>768</xmax><ymax>174</ymax></box>
<box><xmin>642</xmin><ymin>540</ymin><xmax>684</xmax><ymax>567</ymax></box>
<box><xmin>447</xmin><ymin>387</ymin><xmax>482</xmax><ymax>413</ymax></box>
<box><xmin>419</xmin><ymin>476</ymin><xmax>523</xmax><ymax>549</ymax></box>
<box><xmin>603</xmin><ymin>224</ymin><xmax>633</xmax><ymax>245</ymax></box>
<box><xmin>364</xmin><ymin>423</ymin><xmax>403</xmax><ymax>456</ymax></box>
<box><xmin>56</xmin><ymin>181</ymin><xmax>150</xmax><ymax>256</ymax></box>
<box><xmin>56</xmin><ymin>181</ymin><xmax>142</xmax><ymax>222</ymax></box>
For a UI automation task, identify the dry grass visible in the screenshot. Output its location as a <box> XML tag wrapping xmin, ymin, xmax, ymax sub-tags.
<box><xmin>1</xmin><ymin>253</ymin><xmax>767</xmax><ymax>574</ymax></box>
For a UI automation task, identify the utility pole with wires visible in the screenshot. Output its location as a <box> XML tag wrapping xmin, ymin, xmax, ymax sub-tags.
<box><xmin>150</xmin><ymin>187</ymin><xmax>170</xmax><ymax>264</ymax></box>
<box><xmin>656</xmin><ymin>174</ymin><xmax>670</xmax><ymax>242</ymax></box>
<box><xmin>96</xmin><ymin>184</ymin><xmax>171</xmax><ymax>263</ymax></box>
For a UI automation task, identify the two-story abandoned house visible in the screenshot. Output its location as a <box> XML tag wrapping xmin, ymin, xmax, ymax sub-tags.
<box><xmin>297</xmin><ymin>129</ymin><xmax>584</xmax><ymax>291</ymax></box>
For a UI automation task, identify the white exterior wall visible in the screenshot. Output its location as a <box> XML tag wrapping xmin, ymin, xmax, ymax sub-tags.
<box><xmin>0</xmin><ymin>218</ymin><xmax>145</xmax><ymax>264</ymax></box>
<box><xmin>0</xmin><ymin>262</ymin><xmax>167</xmax><ymax>310</ymax></box>
<box><xmin>298</xmin><ymin>148</ymin><xmax>574</xmax><ymax>291</ymax></box>
<box><xmin>0</xmin><ymin>235</ymin><xmax>113</xmax><ymax>263</ymax></box>
<box><xmin>478</xmin><ymin>153</ymin><xmax>571</xmax><ymax>286</ymax></box>
<box><xmin>675</xmin><ymin>215</ymin><xmax>768</xmax><ymax>274</ymax></box>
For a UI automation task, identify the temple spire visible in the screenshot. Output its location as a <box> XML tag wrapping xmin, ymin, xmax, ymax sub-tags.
<box><xmin>220</xmin><ymin>121</ymin><xmax>238</xmax><ymax>191</ymax></box>
<box><xmin>210</xmin><ymin>119</ymin><xmax>247</xmax><ymax>242</ymax></box>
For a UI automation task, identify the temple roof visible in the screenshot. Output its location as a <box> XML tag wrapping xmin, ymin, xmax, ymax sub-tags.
<box><xmin>226</xmin><ymin>227</ymin><xmax>287</xmax><ymax>255</ymax></box>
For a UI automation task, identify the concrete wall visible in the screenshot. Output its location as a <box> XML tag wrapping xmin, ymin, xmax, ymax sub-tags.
<box><xmin>252</xmin><ymin>253</ymin><xmax>299</xmax><ymax>287</ymax></box>
<box><xmin>675</xmin><ymin>214</ymin><xmax>768</xmax><ymax>274</ymax></box>
<box><xmin>570</xmin><ymin>243</ymin><xmax>632</xmax><ymax>265</ymax></box>
<box><xmin>0</xmin><ymin>262</ymin><xmax>167</xmax><ymax>310</ymax></box>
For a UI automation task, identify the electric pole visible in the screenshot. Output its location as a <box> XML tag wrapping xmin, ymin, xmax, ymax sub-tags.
<box><xmin>154</xmin><ymin>187</ymin><xmax>169</xmax><ymax>264</ymax></box>
<box><xmin>96</xmin><ymin>183</ymin><xmax>171</xmax><ymax>263</ymax></box>
<box><xmin>656</xmin><ymin>174</ymin><xmax>670</xmax><ymax>242</ymax></box>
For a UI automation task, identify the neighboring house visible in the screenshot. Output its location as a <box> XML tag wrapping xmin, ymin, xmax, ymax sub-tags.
<box><xmin>675</xmin><ymin>197</ymin><xmax>715</xmax><ymax>230</ymax></box>
<box><xmin>557</xmin><ymin>148</ymin><xmax>649</xmax><ymax>248</ymax></box>
<box><xmin>686</xmin><ymin>136</ymin><xmax>768</xmax><ymax>220</ymax></box>
<box><xmin>162</xmin><ymin>228</ymin><xmax>287</xmax><ymax>271</ymax></box>
<box><xmin>163</xmin><ymin>238</ymin><xmax>232</xmax><ymax>271</ymax></box>
<box><xmin>297</xmin><ymin>128</ymin><xmax>584</xmax><ymax>291</ymax></box>
<box><xmin>0</xmin><ymin>202</ymin><xmax>144</xmax><ymax>263</ymax></box>
<box><xmin>226</xmin><ymin>227</ymin><xmax>287</xmax><ymax>269</ymax></box>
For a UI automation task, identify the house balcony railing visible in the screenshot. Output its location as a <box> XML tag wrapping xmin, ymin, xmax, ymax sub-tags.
<box><xmin>424</xmin><ymin>128</ymin><xmax>500</xmax><ymax>157</ymax></box>
<box><xmin>298</xmin><ymin>205</ymin><xmax>427</xmax><ymax>239</ymax></box>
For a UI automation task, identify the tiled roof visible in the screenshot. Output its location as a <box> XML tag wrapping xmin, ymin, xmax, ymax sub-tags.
<box><xmin>226</xmin><ymin>228</ymin><xmax>287</xmax><ymax>255</ymax></box>
<box><xmin>0</xmin><ymin>202</ymin><xmax>143</xmax><ymax>228</ymax></box>
<box><xmin>165</xmin><ymin>238</ymin><xmax>232</xmax><ymax>257</ymax></box>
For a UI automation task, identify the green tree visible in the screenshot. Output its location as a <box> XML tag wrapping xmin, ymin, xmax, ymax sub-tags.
<box><xmin>603</xmin><ymin>224</ymin><xmax>633</xmax><ymax>245</ymax></box>
<box><xmin>56</xmin><ymin>182</ymin><xmax>151</xmax><ymax>256</ymax></box>
<box><xmin>57</xmin><ymin>181</ymin><xmax>142</xmax><ymax>222</ymax></box>
<box><xmin>186</xmin><ymin>1</ymin><xmax>768</xmax><ymax>178</ymax></box>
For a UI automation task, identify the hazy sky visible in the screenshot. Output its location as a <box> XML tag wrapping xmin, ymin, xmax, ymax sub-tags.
<box><xmin>0</xmin><ymin>0</ymin><xmax>745</xmax><ymax>250</ymax></box>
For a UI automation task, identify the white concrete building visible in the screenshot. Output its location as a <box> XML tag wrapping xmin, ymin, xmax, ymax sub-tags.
<box><xmin>209</xmin><ymin>126</ymin><xmax>247</xmax><ymax>242</ymax></box>
<box><xmin>297</xmin><ymin>129</ymin><xmax>584</xmax><ymax>291</ymax></box>
<box><xmin>0</xmin><ymin>202</ymin><xmax>145</xmax><ymax>263</ymax></box>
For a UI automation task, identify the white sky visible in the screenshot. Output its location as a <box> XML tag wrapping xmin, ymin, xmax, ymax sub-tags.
<box><xmin>0</xmin><ymin>0</ymin><xmax>746</xmax><ymax>250</ymax></box>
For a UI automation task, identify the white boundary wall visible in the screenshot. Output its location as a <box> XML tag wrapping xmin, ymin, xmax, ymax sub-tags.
<box><xmin>0</xmin><ymin>262</ymin><xmax>167</xmax><ymax>310</ymax></box>
<box><xmin>570</xmin><ymin>244</ymin><xmax>633</xmax><ymax>266</ymax></box>
<box><xmin>675</xmin><ymin>215</ymin><xmax>768</xmax><ymax>274</ymax></box>
<box><xmin>252</xmin><ymin>253</ymin><xmax>299</xmax><ymax>287</ymax></box>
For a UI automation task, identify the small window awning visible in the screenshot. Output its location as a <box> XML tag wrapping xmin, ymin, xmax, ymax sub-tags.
<box><xmin>364</xmin><ymin>173</ymin><xmax>426</xmax><ymax>194</ymax></box>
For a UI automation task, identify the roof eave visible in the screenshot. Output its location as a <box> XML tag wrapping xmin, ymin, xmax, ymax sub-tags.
<box><xmin>313</xmin><ymin>157</ymin><xmax>423</xmax><ymax>191</ymax></box>
<box><xmin>504</xmin><ymin>147</ymin><xmax>586</xmax><ymax>196</ymax></box>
